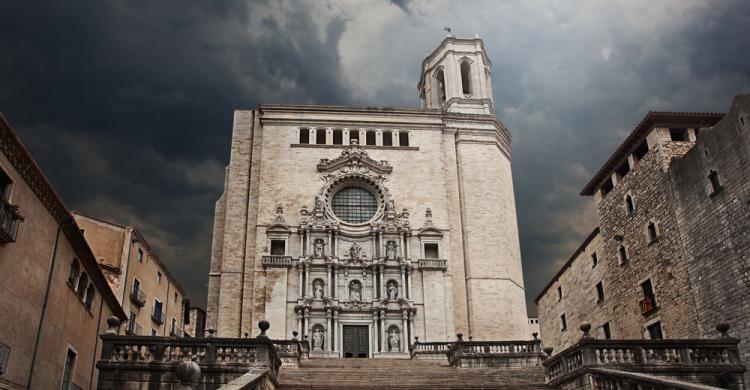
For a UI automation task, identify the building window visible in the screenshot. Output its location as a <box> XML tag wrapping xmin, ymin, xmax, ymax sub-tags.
<box><xmin>382</xmin><ymin>131</ymin><xmax>393</xmax><ymax>146</ymax></box>
<box><xmin>708</xmin><ymin>170</ymin><xmax>721</xmax><ymax>195</ymax></box>
<box><xmin>61</xmin><ymin>348</ymin><xmax>77</xmax><ymax>390</ymax></box>
<box><xmin>128</xmin><ymin>312</ymin><xmax>138</xmax><ymax>334</ymax></box>
<box><xmin>669</xmin><ymin>128</ymin><xmax>689</xmax><ymax>142</ymax></box>
<box><xmin>596</xmin><ymin>282</ymin><xmax>605</xmax><ymax>303</ymax></box>
<box><xmin>67</xmin><ymin>259</ymin><xmax>80</xmax><ymax>284</ymax></box>
<box><xmin>0</xmin><ymin>168</ymin><xmax>12</xmax><ymax>200</ymax></box>
<box><xmin>591</xmin><ymin>252</ymin><xmax>598</xmax><ymax>268</ymax></box>
<box><xmin>647</xmin><ymin>321</ymin><xmax>664</xmax><ymax>339</ymax></box>
<box><xmin>618</xmin><ymin>245</ymin><xmax>629</xmax><ymax>265</ymax></box>
<box><xmin>625</xmin><ymin>194</ymin><xmax>635</xmax><ymax>215</ymax></box>
<box><xmin>435</xmin><ymin>69</ymin><xmax>446</xmax><ymax>105</ymax></box>
<box><xmin>299</xmin><ymin>128</ymin><xmax>310</xmax><ymax>144</ymax></box>
<box><xmin>399</xmin><ymin>132</ymin><xmax>409</xmax><ymax>147</ymax></box>
<box><xmin>600</xmin><ymin>177</ymin><xmax>614</xmax><ymax>197</ymax></box>
<box><xmin>560</xmin><ymin>314</ymin><xmax>567</xmax><ymax>331</ymax></box>
<box><xmin>602</xmin><ymin>322</ymin><xmax>612</xmax><ymax>339</ymax></box>
<box><xmin>270</xmin><ymin>240</ymin><xmax>286</xmax><ymax>255</ymax></box>
<box><xmin>460</xmin><ymin>60</ymin><xmax>471</xmax><ymax>95</ymax></box>
<box><xmin>633</xmin><ymin>140</ymin><xmax>649</xmax><ymax>161</ymax></box>
<box><xmin>151</xmin><ymin>329</ymin><xmax>157</xmax><ymax>336</ymax></box>
<box><xmin>136</xmin><ymin>248</ymin><xmax>143</xmax><ymax>262</ymax></box>
<box><xmin>85</xmin><ymin>284</ymin><xmax>95</xmax><ymax>309</ymax></box>
<box><xmin>76</xmin><ymin>272</ymin><xmax>88</xmax><ymax>297</ymax></box>
<box><xmin>316</xmin><ymin>129</ymin><xmax>327</xmax><ymax>145</ymax></box>
<box><xmin>174</xmin><ymin>292</ymin><xmax>178</xmax><ymax>304</ymax></box>
<box><xmin>557</xmin><ymin>286</ymin><xmax>562</xmax><ymax>301</ymax></box>
<box><xmin>615</xmin><ymin>161</ymin><xmax>630</xmax><ymax>179</ymax></box>
<box><xmin>640</xmin><ymin>279</ymin><xmax>657</xmax><ymax>315</ymax></box>
<box><xmin>423</xmin><ymin>243</ymin><xmax>439</xmax><ymax>259</ymax></box>
<box><xmin>171</xmin><ymin>317</ymin><xmax>177</xmax><ymax>335</ymax></box>
<box><xmin>647</xmin><ymin>222</ymin><xmax>658</xmax><ymax>242</ymax></box>
<box><xmin>349</xmin><ymin>130</ymin><xmax>360</xmax><ymax>144</ymax></box>
<box><xmin>330</xmin><ymin>187</ymin><xmax>378</xmax><ymax>224</ymax></box>
<box><xmin>157</xmin><ymin>272</ymin><xmax>162</xmax><ymax>284</ymax></box>
<box><xmin>332</xmin><ymin>129</ymin><xmax>343</xmax><ymax>145</ymax></box>
<box><xmin>366</xmin><ymin>130</ymin><xmax>376</xmax><ymax>146</ymax></box>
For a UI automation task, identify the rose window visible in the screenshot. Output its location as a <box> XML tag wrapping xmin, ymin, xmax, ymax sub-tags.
<box><xmin>331</xmin><ymin>187</ymin><xmax>378</xmax><ymax>224</ymax></box>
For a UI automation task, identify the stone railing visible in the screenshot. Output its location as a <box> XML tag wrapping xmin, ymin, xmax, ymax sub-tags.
<box><xmin>262</xmin><ymin>255</ymin><xmax>292</xmax><ymax>268</ymax></box>
<box><xmin>97</xmin><ymin>318</ymin><xmax>283</xmax><ymax>389</ymax></box>
<box><xmin>447</xmin><ymin>334</ymin><xmax>544</xmax><ymax>368</ymax></box>
<box><xmin>589</xmin><ymin>367</ymin><xmax>730</xmax><ymax>390</ymax></box>
<box><xmin>410</xmin><ymin>339</ymin><xmax>452</xmax><ymax>361</ymax></box>
<box><xmin>273</xmin><ymin>337</ymin><xmax>309</xmax><ymax>367</ymax></box>
<box><xmin>543</xmin><ymin>323</ymin><xmax>746</xmax><ymax>389</ymax></box>
<box><xmin>417</xmin><ymin>258</ymin><xmax>447</xmax><ymax>271</ymax></box>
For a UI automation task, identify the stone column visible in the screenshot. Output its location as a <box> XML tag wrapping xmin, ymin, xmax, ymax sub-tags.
<box><xmin>372</xmin><ymin>312</ymin><xmax>379</xmax><ymax>355</ymax></box>
<box><xmin>371</xmin><ymin>266</ymin><xmax>378</xmax><ymax>299</ymax></box>
<box><xmin>305</xmin><ymin>230</ymin><xmax>310</xmax><ymax>256</ymax></box>
<box><xmin>331</xmin><ymin>231</ymin><xmax>336</xmax><ymax>256</ymax></box>
<box><xmin>379</xmin><ymin>265</ymin><xmax>385</xmax><ymax>298</ymax></box>
<box><xmin>297</xmin><ymin>310</ymin><xmax>303</xmax><ymax>336</ymax></box>
<box><xmin>326</xmin><ymin>265</ymin><xmax>332</xmax><ymax>297</ymax></box>
<box><xmin>406</xmin><ymin>266</ymin><xmax>412</xmax><ymax>299</ymax></box>
<box><xmin>333</xmin><ymin>311</ymin><xmax>339</xmax><ymax>353</ymax></box>
<box><xmin>298</xmin><ymin>263</ymin><xmax>304</xmax><ymax>298</ymax></box>
<box><xmin>377</xmin><ymin>232</ymin><xmax>383</xmax><ymax>257</ymax></box>
<box><xmin>305</xmin><ymin>263</ymin><xmax>311</xmax><ymax>298</ymax></box>
<box><xmin>401</xmin><ymin>233</ymin><xmax>406</xmax><ymax>257</ymax></box>
<box><xmin>328</xmin><ymin>231</ymin><xmax>333</xmax><ymax>255</ymax></box>
<box><xmin>326</xmin><ymin>310</ymin><xmax>332</xmax><ymax>352</ymax></box>
<box><xmin>299</xmin><ymin>231</ymin><xmax>304</xmax><ymax>256</ymax></box>
<box><xmin>400</xmin><ymin>265</ymin><xmax>406</xmax><ymax>299</ymax></box>
<box><xmin>402</xmin><ymin>311</ymin><xmax>408</xmax><ymax>353</ymax></box>
<box><xmin>380</xmin><ymin>310</ymin><xmax>386</xmax><ymax>352</ymax></box>
<box><xmin>371</xmin><ymin>234</ymin><xmax>377</xmax><ymax>258</ymax></box>
<box><xmin>304</xmin><ymin>309</ymin><xmax>310</xmax><ymax>339</ymax></box>
<box><xmin>332</xmin><ymin>266</ymin><xmax>337</xmax><ymax>298</ymax></box>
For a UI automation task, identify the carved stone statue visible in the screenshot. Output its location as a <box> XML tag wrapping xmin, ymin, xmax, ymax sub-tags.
<box><xmin>314</xmin><ymin>194</ymin><xmax>324</xmax><ymax>212</ymax></box>
<box><xmin>349</xmin><ymin>242</ymin><xmax>362</xmax><ymax>261</ymax></box>
<box><xmin>387</xmin><ymin>281</ymin><xmax>399</xmax><ymax>301</ymax></box>
<box><xmin>388</xmin><ymin>329</ymin><xmax>400</xmax><ymax>352</ymax></box>
<box><xmin>385</xmin><ymin>241</ymin><xmax>397</xmax><ymax>260</ymax></box>
<box><xmin>386</xmin><ymin>197</ymin><xmax>395</xmax><ymax>213</ymax></box>
<box><xmin>349</xmin><ymin>281</ymin><xmax>362</xmax><ymax>302</ymax></box>
<box><xmin>314</xmin><ymin>239</ymin><xmax>324</xmax><ymax>258</ymax></box>
<box><xmin>313</xmin><ymin>280</ymin><xmax>324</xmax><ymax>299</ymax></box>
<box><xmin>312</xmin><ymin>328</ymin><xmax>324</xmax><ymax>350</ymax></box>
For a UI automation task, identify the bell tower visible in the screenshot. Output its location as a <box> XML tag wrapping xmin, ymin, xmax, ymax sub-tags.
<box><xmin>417</xmin><ymin>36</ymin><xmax>494</xmax><ymax>114</ymax></box>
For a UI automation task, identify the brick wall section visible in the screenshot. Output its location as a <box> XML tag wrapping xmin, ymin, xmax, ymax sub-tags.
<box><xmin>670</xmin><ymin>94</ymin><xmax>750</xmax><ymax>371</ymax></box>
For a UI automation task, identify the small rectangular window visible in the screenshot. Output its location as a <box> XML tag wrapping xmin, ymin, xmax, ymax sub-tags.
<box><xmin>174</xmin><ymin>292</ymin><xmax>178</xmax><ymax>303</ymax></box>
<box><xmin>708</xmin><ymin>170</ymin><xmax>721</xmax><ymax>195</ymax></box>
<box><xmin>618</xmin><ymin>245</ymin><xmax>629</xmax><ymax>265</ymax></box>
<box><xmin>669</xmin><ymin>128</ymin><xmax>689</xmax><ymax>142</ymax></box>
<box><xmin>633</xmin><ymin>140</ymin><xmax>649</xmax><ymax>161</ymax></box>
<box><xmin>600</xmin><ymin>177</ymin><xmax>614</xmax><ymax>196</ymax></box>
<box><xmin>61</xmin><ymin>348</ymin><xmax>77</xmax><ymax>390</ymax></box>
<box><xmin>647</xmin><ymin>321</ymin><xmax>664</xmax><ymax>339</ymax></box>
<box><xmin>423</xmin><ymin>243</ymin><xmax>439</xmax><ymax>259</ymax></box>
<box><xmin>270</xmin><ymin>240</ymin><xmax>286</xmax><ymax>255</ymax></box>
<box><xmin>596</xmin><ymin>282</ymin><xmax>605</xmax><ymax>302</ymax></box>
<box><xmin>137</xmin><ymin>248</ymin><xmax>143</xmax><ymax>262</ymax></box>
<box><xmin>615</xmin><ymin>161</ymin><xmax>630</xmax><ymax>178</ymax></box>
<box><xmin>560</xmin><ymin>314</ymin><xmax>567</xmax><ymax>331</ymax></box>
<box><xmin>557</xmin><ymin>286</ymin><xmax>563</xmax><ymax>301</ymax></box>
<box><xmin>366</xmin><ymin>130</ymin><xmax>376</xmax><ymax>146</ymax></box>
<box><xmin>602</xmin><ymin>322</ymin><xmax>612</xmax><ymax>339</ymax></box>
<box><xmin>349</xmin><ymin>130</ymin><xmax>360</xmax><ymax>144</ymax></box>
<box><xmin>399</xmin><ymin>132</ymin><xmax>409</xmax><ymax>147</ymax></box>
<box><xmin>647</xmin><ymin>222</ymin><xmax>658</xmax><ymax>242</ymax></box>
<box><xmin>382</xmin><ymin>131</ymin><xmax>393</xmax><ymax>146</ymax></box>
<box><xmin>299</xmin><ymin>128</ymin><xmax>310</xmax><ymax>144</ymax></box>
<box><xmin>591</xmin><ymin>252</ymin><xmax>598</xmax><ymax>267</ymax></box>
<box><xmin>157</xmin><ymin>272</ymin><xmax>162</xmax><ymax>284</ymax></box>
<box><xmin>316</xmin><ymin>129</ymin><xmax>327</xmax><ymax>145</ymax></box>
<box><xmin>332</xmin><ymin>129</ymin><xmax>343</xmax><ymax>145</ymax></box>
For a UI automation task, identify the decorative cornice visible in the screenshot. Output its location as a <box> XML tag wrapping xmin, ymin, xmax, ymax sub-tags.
<box><xmin>317</xmin><ymin>140</ymin><xmax>393</xmax><ymax>175</ymax></box>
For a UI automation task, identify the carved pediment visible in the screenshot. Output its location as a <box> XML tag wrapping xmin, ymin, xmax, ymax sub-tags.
<box><xmin>317</xmin><ymin>141</ymin><xmax>392</xmax><ymax>175</ymax></box>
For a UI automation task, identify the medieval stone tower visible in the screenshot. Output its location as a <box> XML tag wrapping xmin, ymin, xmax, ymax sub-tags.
<box><xmin>206</xmin><ymin>37</ymin><xmax>529</xmax><ymax>356</ymax></box>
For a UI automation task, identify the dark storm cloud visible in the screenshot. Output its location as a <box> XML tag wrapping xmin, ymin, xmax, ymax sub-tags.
<box><xmin>1</xmin><ymin>0</ymin><xmax>749</xmax><ymax>314</ymax></box>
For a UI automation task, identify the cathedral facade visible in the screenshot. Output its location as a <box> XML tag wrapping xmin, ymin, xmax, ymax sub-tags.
<box><xmin>206</xmin><ymin>37</ymin><xmax>529</xmax><ymax>357</ymax></box>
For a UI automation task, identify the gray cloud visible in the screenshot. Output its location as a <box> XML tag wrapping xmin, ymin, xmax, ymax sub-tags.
<box><xmin>1</xmin><ymin>0</ymin><xmax>748</xmax><ymax>314</ymax></box>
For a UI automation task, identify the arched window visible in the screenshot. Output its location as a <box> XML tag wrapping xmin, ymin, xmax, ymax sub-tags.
<box><xmin>349</xmin><ymin>130</ymin><xmax>360</xmax><ymax>145</ymax></box>
<box><xmin>398</xmin><ymin>132</ymin><xmax>409</xmax><ymax>147</ymax></box>
<box><xmin>67</xmin><ymin>259</ymin><xmax>80</xmax><ymax>284</ymax></box>
<box><xmin>460</xmin><ymin>61</ymin><xmax>471</xmax><ymax>95</ymax></box>
<box><xmin>85</xmin><ymin>284</ymin><xmax>95</xmax><ymax>309</ymax></box>
<box><xmin>382</xmin><ymin>131</ymin><xmax>393</xmax><ymax>146</ymax></box>
<box><xmin>435</xmin><ymin>69</ymin><xmax>446</xmax><ymax>105</ymax></box>
<box><xmin>299</xmin><ymin>128</ymin><xmax>310</xmax><ymax>144</ymax></box>
<box><xmin>366</xmin><ymin>130</ymin><xmax>376</xmax><ymax>146</ymax></box>
<box><xmin>332</xmin><ymin>129</ymin><xmax>343</xmax><ymax>145</ymax></box>
<box><xmin>76</xmin><ymin>272</ymin><xmax>88</xmax><ymax>297</ymax></box>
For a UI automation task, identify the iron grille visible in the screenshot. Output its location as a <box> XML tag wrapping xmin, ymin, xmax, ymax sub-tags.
<box><xmin>331</xmin><ymin>187</ymin><xmax>378</xmax><ymax>224</ymax></box>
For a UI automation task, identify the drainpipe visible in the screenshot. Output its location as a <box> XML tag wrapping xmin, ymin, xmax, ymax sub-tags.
<box><xmin>88</xmin><ymin>297</ymin><xmax>105</xmax><ymax>389</ymax></box>
<box><xmin>28</xmin><ymin>223</ymin><xmax>62</xmax><ymax>389</ymax></box>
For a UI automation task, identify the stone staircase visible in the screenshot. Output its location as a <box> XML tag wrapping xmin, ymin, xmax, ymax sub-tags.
<box><xmin>278</xmin><ymin>358</ymin><xmax>551</xmax><ymax>389</ymax></box>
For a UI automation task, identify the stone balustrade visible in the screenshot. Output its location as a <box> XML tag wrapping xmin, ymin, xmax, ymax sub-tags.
<box><xmin>446</xmin><ymin>334</ymin><xmax>544</xmax><ymax>368</ymax></box>
<box><xmin>417</xmin><ymin>258</ymin><xmax>447</xmax><ymax>271</ymax></box>
<box><xmin>273</xmin><ymin>339</ymin><xmax>309</xmax><ymax>367</ymax></box>
<box><xmin>543</xmin><ymin>323</ymin><xmax>746</xmax><ymax>389</ymax></box>
<box><xmin>409</xmin><ymin>340</ymin><xmax>453</xmax><ymax>362</ymax></box>
<box><xmin>261</xmin><ymin>255</ymin><xmax>292</xmax><ymax>268</ymax></box>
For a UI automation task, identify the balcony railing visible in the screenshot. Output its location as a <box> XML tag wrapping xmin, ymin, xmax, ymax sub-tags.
<box><xmin>129</xmin><ymin>287</ymin><xmax>146</xmax><ymax>307</ymax></box>
<box><xmin>151</xmin><ymin>310</ymin><xmax>165</xmax><ymax>325</ymax></box>
<box><xmin>0</xmin><ymin>200</ymin><xmax>22</xmax><ymax>244</ymax></box>
<box><xmin>418</xmin><ymin>258</ymin><xmax>448</xmax><ymax>271</ymax></box>
<box><xmin>543</xmin><ymin>323</ymin><xmax>745</xmax><ymax>388</ymax></box>
<box><xmin>446</xmin><ymin>334</ymin><xmax>544</xmax><ymax>368</ymax></box>
<box><xmin>640</xmin><ymin>295</ymin><xmax>657</xmax><ymax>315</ymax></box>
<box><xmin>125</xmin><ymin>323</ymin><xmax>143</xmax><ymax>336</ymax></box>
<box><xmin>262</xmin><ymin>255</ymin><xmax>293</xmax><ymax>268</ymax></box>
<box><xmin>410</xmin><ymin>339</ymin><xmax>452</xmax><ymax>361</ymax></box>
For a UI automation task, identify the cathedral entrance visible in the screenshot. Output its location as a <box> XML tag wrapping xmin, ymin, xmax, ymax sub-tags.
<box><xmin>342</xmin><ymin>325</ymin><xmax>369</xmax><ymax>358</ymax></box>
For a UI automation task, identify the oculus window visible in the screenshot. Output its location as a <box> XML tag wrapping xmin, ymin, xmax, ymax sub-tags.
<box><xmin>331</xmin><ymin>187</ymin><xmax>378</xmax><ymax>224</ymax></box>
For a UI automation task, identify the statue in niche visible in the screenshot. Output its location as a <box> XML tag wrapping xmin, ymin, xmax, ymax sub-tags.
<box><xmin>314</xmin><ymin>194</ymin><xmax>324</xmax><ymax>212</ymax></box>
<box><xmin>313</xmin><ymin>280</ymin><xmax>324</xmax><ymax>299</ymax></box>
<box><xmin>314</xmin><ymin>239</ymin><xmax>325</xmax><ymax>258</ymax></box>
<box><xmin>312</xmin><ymin>328</ymin><xmax>325</xmax><ymax>350</ymax></box>
<box><xmin>385</xmin><ymin>241</ymin><xmax>397</xmax><ymax>260</ymax></box>
<box><xmin>349</xmin><ymin>242</ymin><xmax>363</xmax><ymax>261</ymax></box>
<box><xmin>387</xmin><ymin>281</ymin><xmax>399</xmax><ymax>301</ymax></box>
<box><xmin>386</xmin><ymin>197</ymin><xmax>395</xmax><ymax>213</ymax></box>
<box><xmin>388</xmin><ymin>329</ymin><xmax>400</xmax><ymax>352</ymax></box>
<box><xmin>349</xmin><ymin>281</ymin><xmax>362</xmax><ymax>302</ymax></box>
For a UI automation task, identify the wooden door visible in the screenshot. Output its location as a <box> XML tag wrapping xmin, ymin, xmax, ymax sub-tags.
<box><xmin>342</xmin><ymin>325</ymin><xmax>369</xmax><ymax>358</ymax></box>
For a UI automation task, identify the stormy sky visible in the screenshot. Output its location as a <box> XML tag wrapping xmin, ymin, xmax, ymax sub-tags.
<box><xmin>1</xmin><ymin>1</ymin><xmax>748</xmax><ymax>315</ymax></box>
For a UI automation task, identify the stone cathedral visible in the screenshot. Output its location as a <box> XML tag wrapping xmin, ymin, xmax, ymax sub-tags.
<box><xmin>206</xmin><ymin>37</ymin><xmax>530</xmax><ymax>358</ymax></box>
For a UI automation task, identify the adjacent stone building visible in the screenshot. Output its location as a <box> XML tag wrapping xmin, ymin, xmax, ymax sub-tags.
<box><xmin>73</xmin><ymin>213</ymin><xmax>189</xmax><ymax>338</ymax></box>
<box><xmin>184</xmin><ymin>306</ymin><xmax>207</xmax><ymax>338</ymax></box>
<box><xmin>536</xmin><ymin>95</ymin><xmax>750</xmax><ymax>368</ymax></box>
<box><xmin>206</xmin><ymin>37</ymin><xmax>531</xmax><ymax>356</ymax></box>
<box><xmin>0</xmin><ymin>114</ymin><xmax>127</xmax><ymax>390</ymax></box>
